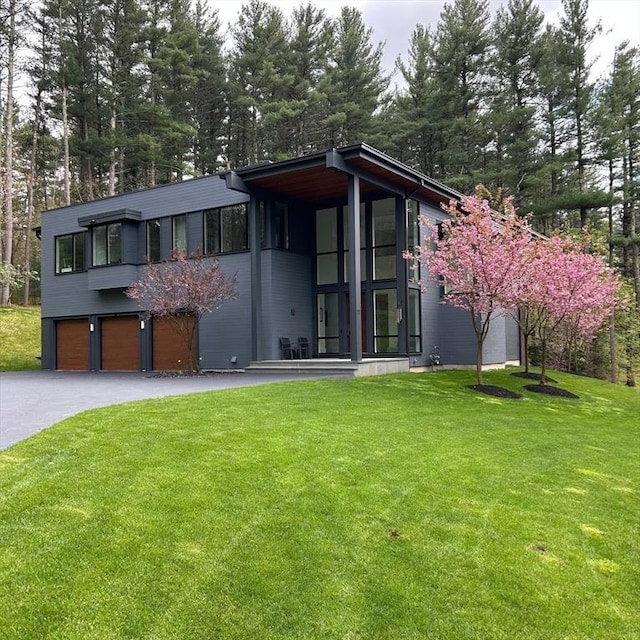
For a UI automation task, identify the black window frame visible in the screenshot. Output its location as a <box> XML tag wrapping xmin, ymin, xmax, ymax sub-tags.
<box><xmin>92</xmin><ymin>222</ymin><xmax>122</xmax><ymax>267</ymax></box>
<box><xmin>55</xmin><ymin>232</ymin><xmax>86</xmax><ymax>274</ymax></box>
<box><xmin>147</xmin><ymin>219</ymin><xmax>161</xmax><ymax>262</ymax></box>
<box><xmin>203</xmin><ymin>204</ymin><xmax>249</xmax><ymax>255</ymax></box>
<box><xmin>172</xmin><ymin>214</ymin><xmax>187</xmax><ymax>254</ymax></box>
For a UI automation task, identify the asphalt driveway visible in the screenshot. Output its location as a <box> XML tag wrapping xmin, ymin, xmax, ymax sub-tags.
<box><xmin>0</xmin><ymin>370</ymin><xmax>331</xmax><ymax>450</ymax></box>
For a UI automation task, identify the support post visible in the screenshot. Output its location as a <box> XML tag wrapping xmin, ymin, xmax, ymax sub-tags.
<box><xmin>347</xmin><ymin>175</ymin><xmax>362</xmax><ymax>362</ymax></box>
<box><xmin>249</xmin><ymin>197</ymin><xmax>262</xmax><ymax>361</ymax></box>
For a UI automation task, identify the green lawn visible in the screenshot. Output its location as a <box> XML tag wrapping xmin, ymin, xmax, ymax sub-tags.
<box><xmin>0</xmin><ymin>370</ymin><xmax>638</xmax><ymax>639</ymax></box>
<box><xmin>0</xmin><ymin>306</ymin><xmax>41</xmax><ymax>371</ymax></box>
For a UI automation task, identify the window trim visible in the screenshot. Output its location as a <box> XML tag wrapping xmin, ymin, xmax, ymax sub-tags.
<box><xmin>55</xmin><ymin>232</ymin><xmax>86</xmax><ymax>274</ymax></box>
<box><xmin>146</xmin><ymin>219</ymin><xmax>161</xmax><ymax>262</ymax></box>
<box><xmin>204</xmin><ymin>204</ymin><xmax>249</xmax><ymax>255</ymax></box>
<box><xmin>91</xmin><ymin>222</ymin><xmax>122</xmax><ymax>267</ymax></box>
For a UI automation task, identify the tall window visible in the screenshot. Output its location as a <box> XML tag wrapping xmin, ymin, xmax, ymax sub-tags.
<box><xmin>172</xmin><ymin>214</ymin><xmax>187</xmax><ymax>253</ymax></box>
<box><xmin>92</xmin><ymin>223</ymin><xmax>121</xmax><ymax>266</ymax></box>
<box><xmin>147</xmin><ymin>219</ymin><xmax>161</xmax><ymax>261</ymax></box>
<box><xmin>372</xmin><ymin>198</ymin><xmax>396</xmax><ymax>280</ymax></box>
<box><xmin>56</xmin><ymin>232</ymin><xmax>85</xmax><ymax>273</ymax></box>
<box><xmin>408</xmin><ymin>288</ymin><xmax>422</xmax><ymax>353</ymax></box>
<box><xmin>316</xmin><ymin>207</ymin><xmax>338</xmax><ymax>285</ymax></box>
<box><xmin>317</xmin><ymin>292</ymin><xmax>340</xmax><ymax>354</ymax></box>
<box><xmin>374</xmin><ymin>288</ymin><xmax>398</xmax><ymax>353</ymax></box>
<box><xmin>204</xmin><ymin>205</ymin><xmax>248</xmax><ymax>254</ymax></box>
<box><xmin>272</xmin><ymin>202</ymin><xmax>289</xmax><ymax>249</ymax></box>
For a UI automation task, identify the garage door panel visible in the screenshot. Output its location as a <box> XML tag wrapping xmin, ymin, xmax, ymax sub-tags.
<box><xmin>101</xmin><ymin>316</ymin><xmax>140</xmax><ymax>371</ymax></box>
<box><xmin>57</xmin><ymin>319</ymin><xmax>89</xmax><ymax>371</ymax></box>
<box><xmin>153</xmin><ymin>316</ymin><xmax>197</xmax><ymax>371</ymax></box>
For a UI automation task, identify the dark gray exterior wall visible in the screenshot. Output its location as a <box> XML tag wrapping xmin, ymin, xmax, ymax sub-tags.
<box><xmin>260</xmin><ymin>250</ymin><xmax>314</xmax><ymax>360</ymax></box>
<box><xmin>198</xmin><ymin>253</ymin><xmax>252</xmax><ymax>369</ymax></box>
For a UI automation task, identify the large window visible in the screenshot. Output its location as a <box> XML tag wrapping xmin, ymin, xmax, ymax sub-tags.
<box><xmin>92</xmin><ymin>223</ymin><xmax>121</xmax><ymax>266</ymax></box>
<box><xmin>56</xmin><ymin>232</ymin><xmax>85</xmax><ymax>274</ymax></box>
<box><xmin>272</xmin><ymin>202</ymin><xmax>289</xmax><ymax>249</ymax></box>
<box><xmin>316</xmin><ymin>207</ymin><xmax>338</xmax><ymax>285</ymax></box>
<box><xmin>374</xmin><ymin>288</ymin><xmax>398</xmax><ymax>353</ymax></box>
<box><xmin>372</xmin><ymin>198</ymin><xmax>396</xmax><ymax>280</ymax></box>
<box><xmin>147</xmin><ymin>219</ymin><xmax>161</xmax><ymax>261</ymax></box>
<box><xmin>408</xmin><ymin>288</ymin><xmax>422</xmax><ymax>354</ymax></box>
<box><xmin>317</xmin><ymin>292</ymin><xmax>340</xmax><ymax>354</ymax></box>
<box><xmin>172</xmin><ymin>214</ymin><xmax>187</xmax><ymax>253</ymax></box>
<box><xmin>204</xmin><ymin>205</ymin><xmax>248</xmax><ymax>254</ymax></box>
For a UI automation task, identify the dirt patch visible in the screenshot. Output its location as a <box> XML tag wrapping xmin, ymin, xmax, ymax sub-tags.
<box><xmin>524</xmin><ymin>384</ymin><xmax>579</xmax><ymax>399</ymax></box>
<box><xmin>511</xmin><ymin>371</ymin><xmax>557</xmax><ymax>384</ymax></box>
<box><xmin>468</xmin><ymin>384</ymin><xmax>522</xmax><ymax>399</ymax></box>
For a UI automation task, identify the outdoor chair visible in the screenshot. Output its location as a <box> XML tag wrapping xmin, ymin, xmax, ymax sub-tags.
<box><xmin>279</xmin><ymin>337</ymin><xmax>295</xmax><ymax>359</ymax></box>
<box><xmin>297</xmin><ymin>337</ymin><xmax>310</xmax><ymax>358</ymax></box>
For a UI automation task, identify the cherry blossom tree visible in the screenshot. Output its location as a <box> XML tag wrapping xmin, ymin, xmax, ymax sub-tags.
<box><xmin>407</xmin><ymin>194</ymin><xmax>533</xmax><ymax>387</ymax></box>
<box><xmin>126</xmin><ymin>251</ymin><xmax>237</xmax><ymax>371</ymax></box>
<box><xmin>513</xmin><ymin>234</ymin><xmax>621</xmax><ymax>384</ymax></box>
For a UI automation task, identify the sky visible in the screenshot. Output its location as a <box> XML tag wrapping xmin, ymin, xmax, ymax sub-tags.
<box><xmin>212</xmin><ymin>0</ymin><xmax>640</xmax><ymax>87</ymax></box>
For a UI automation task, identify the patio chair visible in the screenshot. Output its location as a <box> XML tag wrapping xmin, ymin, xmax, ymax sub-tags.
<box><xmin>279</xmin><ymin>337</ymin><xmax>295</xmax><ymax>359</ymax></box>
<box><xmin>297</xmin><ymin>337</ymin><xmax>310</xmax><ymax>359</ymax></box>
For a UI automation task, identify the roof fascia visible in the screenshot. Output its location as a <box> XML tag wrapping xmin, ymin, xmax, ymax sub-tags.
<box><xmin>78</xmin><ymin>208</ymin><xmax>141</xmax><ymax>227</ymax></box>
<box><xmin>325</xmin><ymin>149</ymin><xmax>406</xmax><ymax>198</ymax></box>
<box><xmin>341</xmin><ymin>144</ymin><xmax>462</xmax><ymax>203</ymax></box>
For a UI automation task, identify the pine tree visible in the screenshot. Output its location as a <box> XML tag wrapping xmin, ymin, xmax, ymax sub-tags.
<box><xmin>320</xmin><ymin>6</ymin><xmax>388</xmax><ymax>148</ymax></box>
<box><xmin>487</xmin><ymin>0</ymin><xmax>544</xmax><ymax>205</ymax></box>
<box><xmin>430</xmin><ymin>0</ymin><xmax>491</xmax><ymax>192</ymax></box>
<box><xmin>226</xmin><ymin>0</ymin><xmax>290</xmax><ymax>166</ymax></box>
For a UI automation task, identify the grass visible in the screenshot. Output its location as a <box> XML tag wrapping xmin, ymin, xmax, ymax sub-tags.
<box><xmin>0</xmin><ymin>369</ymin><xmax>638</xmax><ymax>639</ymax></box>
<box><xmin>0</xmin><ymin>305</ymin><xmax>41</xmax><ymax>371</ymax></box>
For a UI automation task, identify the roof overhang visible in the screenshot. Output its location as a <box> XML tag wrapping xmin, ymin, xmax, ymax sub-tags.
<box><xmin>78</xmin><ymin>208</ymin><xmax>141</xmax><ymax>227</ymax></box>
<box><xmin>220</xmin><ymin>143</ymin><xmax>463</xmax><ymax>207</ymax></box>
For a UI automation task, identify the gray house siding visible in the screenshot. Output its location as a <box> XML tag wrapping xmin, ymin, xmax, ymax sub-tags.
<box><xmin>260</xmin><ymin>250</ymin><xmax>314</xmax><ymax>360</ymax></box>
<box><xmin>198</xmin><ymin>253</ymin><xmax>252</xmax><ymax>369</ymax></box>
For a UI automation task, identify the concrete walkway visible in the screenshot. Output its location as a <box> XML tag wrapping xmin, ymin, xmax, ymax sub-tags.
<box><xmin>0</xmin><ymin>370</ymin><xmax>336</xmax><ymax>450</ymax></box>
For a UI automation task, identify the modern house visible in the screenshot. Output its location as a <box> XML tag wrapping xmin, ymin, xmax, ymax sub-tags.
<box><xmin>40</xmin><ymin>143</ymin><xmax>520</xmax><ymax>375</ymax></box>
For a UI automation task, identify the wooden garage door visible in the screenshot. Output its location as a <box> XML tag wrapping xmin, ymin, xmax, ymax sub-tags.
<box><xmin>153</xmin><ymin>316</ymin><xmax>197</xmax><ymax>371</ymax></box>
<box><xmin>101</xmin><ymin>316</ymin><xmax>140</xmax><ymax>371</ymax></box>
<box><xmin>56</xmin><ymin>319</ymin><xmax>89</xmax><ymax>370</ymax></box>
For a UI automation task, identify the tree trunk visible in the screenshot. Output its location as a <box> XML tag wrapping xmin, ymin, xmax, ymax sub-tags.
<box><xmin>1</xmin><ymin>0</ymin><xmax>16</xmax><ymax>306</ymax></box>
<box><xmin>540</xmin><ymin>336</ymin><xmax>548</xmax><ymax>385</ymax></box>
<box><xmin>24</xmin><ymin>89</ymin><xmax>42</xmax><ymax>305</ymax></box>
<box><xmin>62</xmin><ymin>85</ymin><xmax>71</xmax><ymax>206</ymax></box>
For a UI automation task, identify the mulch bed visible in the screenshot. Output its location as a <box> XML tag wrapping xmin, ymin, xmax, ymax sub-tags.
<box><xmin>523</xmin><ymin>384</ymin><xmax>579</xmax><ymax>399</ymax></box>
<box><xmin>511</xmin><ymin>371</ymin><xmax>557</xmax><ymax>384</ymax></box>
<box><xmin>468</xmin><ymin>384</ymin><xmax>522</xmax><ymax>399</ymax></box>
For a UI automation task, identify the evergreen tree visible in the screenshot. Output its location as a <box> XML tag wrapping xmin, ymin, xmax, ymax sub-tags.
<box><xmin>190</xmin><ymin>1</ymin><xmax>227</xmax><ymax>175</ymax></box>
<box><xmin>487</xmin><ymin>0</ymin><xmax>544</xmax><ymax>206</ymax></box>
<box><xmin>226</xmin><ymin>0</ymin><xmax>290</xmax><ymax>166</ymax></box>
<box><xmin>262</xmin><ymin>2</ymin><xmax>332</xmax><ymax>158</ymax></box>
<box><xmin>394</xmin><ymin>25</ymin><xmax>442</xmax><ymax>175</ymax></box>
<box><xmin>431</xmin><ymin>0</ymin><xmax>491</xmax><ymax>192</ymax></box>
<box><xmin>320</xmin><ymin>6</ymin><xmax>388</xmax><ymax>148</ymax></box>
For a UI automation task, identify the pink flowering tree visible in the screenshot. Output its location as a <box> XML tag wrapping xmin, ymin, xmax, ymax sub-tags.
<box><xmin>514</xmin><ymin>235</ymin><xmax>621</xmax><ymax>384</ymax></box>
<box><xmin>407</xmin><ymin>194</ymin><xmax>533</xmax><ymax>387</ymax></box>
<box><xmin>126</xmin><ymin>250</ymin><xmax>238</xmax><ymax>371</ymax></box>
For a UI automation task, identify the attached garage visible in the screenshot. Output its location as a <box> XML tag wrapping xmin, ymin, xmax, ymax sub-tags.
<box><xmin>56</xmin><ymin>318</ymin><xmax>90</xmax><ymax>370</ymax></box>
<box><xmin>101</xmin><ymin>316</ymin><xmax>140</xmax><ymax>371</ymax></box>
<box><xmin>152</xmin><ymin>316</ymin><xmax>196</xmax><ymax>371</ymax></box>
